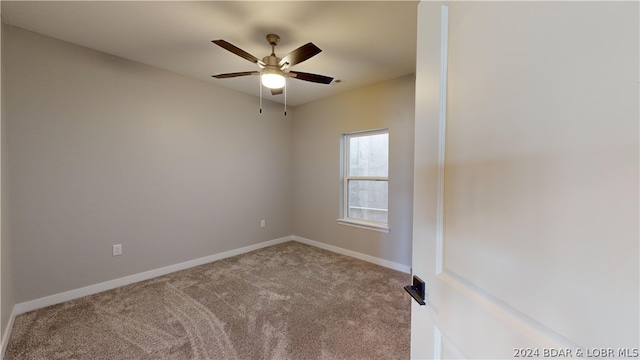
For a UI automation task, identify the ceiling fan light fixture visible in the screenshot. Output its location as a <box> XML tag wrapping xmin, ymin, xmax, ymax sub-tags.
<box><xmin>261</xmin><ymin>72</ymin><xmax>286</xmax><ymax>89</ymax></box>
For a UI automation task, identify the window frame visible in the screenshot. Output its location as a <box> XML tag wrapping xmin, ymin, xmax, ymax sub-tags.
<box><xmin>338</xmin><ymin>128</ymin><xmax>390</xmax><ymax>233</ymax></box>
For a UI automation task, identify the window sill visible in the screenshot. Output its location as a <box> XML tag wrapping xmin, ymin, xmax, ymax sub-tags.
<box><xmin>337</xmin><ymin>219</ymin><xmax>390</xmax><ymax>233</ymax></box>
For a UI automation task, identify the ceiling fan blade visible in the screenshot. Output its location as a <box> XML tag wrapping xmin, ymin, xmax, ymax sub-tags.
<box><xmin>289</xmin><ymin>71</ymin><xmax>334</xmax><ymax>84</ymax></box>
<box><xmin>212</xmin><ymin>40</ymin><xmax>265</xmax><ymax>66</ymax></box>
<box><xmin>212</xmin><ymin>71</ymin><xmax>259</xmax><ymax>79</ymax></box>
<box><xmin>271</xmin><ymin>88</ymin><xmax>283</xmax><ymax>96</ymax></box>
<box><xmin>278</xmin><ymin>43</ymin><xmax>322</xmax><ymax>67</ymax></box>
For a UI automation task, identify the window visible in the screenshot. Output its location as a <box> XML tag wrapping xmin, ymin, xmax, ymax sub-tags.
<box><xmin>339</xmin><ymin>129</ymin><xmax>389</xmax><ymax>232</ymax></box>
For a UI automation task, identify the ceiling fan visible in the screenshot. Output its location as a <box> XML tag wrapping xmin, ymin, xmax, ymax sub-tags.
<box><xmin>211</xmin><ymin>34</ymin><xmax>334</xmax><ymax>96</ymax></box>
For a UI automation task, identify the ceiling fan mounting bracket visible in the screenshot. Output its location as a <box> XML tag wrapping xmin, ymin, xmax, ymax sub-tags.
<box><xmin>266</xmin><ymin>34</ymin><xmax>280</xmax><ymax>46</ymax></box>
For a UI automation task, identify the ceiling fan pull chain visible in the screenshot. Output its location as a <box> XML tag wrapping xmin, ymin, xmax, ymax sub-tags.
<box><xmin>259</xmin><ymin>76</ymin><xmax>263</xmax><ymax>114</ymax></box>
<box><xmin>284</xmin><ymin>78</ymin><xmax>287</xmax><ymax>116</ymax></box>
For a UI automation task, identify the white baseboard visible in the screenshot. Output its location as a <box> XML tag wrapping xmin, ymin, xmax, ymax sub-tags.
<box><xmin>292</xmin><ymin>235</ymin><xmax>411</xmax><ymax>274</ymax></box>
<box><xmin>11</xmin><ymin>234</ymin><xmax>409</xmax><ymax>320</ymax></box>
<box><xmin>1</xmin><ymin>306</ymin><xmax>17</xmax><ymax>359</ymax></box>
<box><xmin>14</xmin><ymin>236</ymin><xmax>293</xmax><ymax>315</ymax></box>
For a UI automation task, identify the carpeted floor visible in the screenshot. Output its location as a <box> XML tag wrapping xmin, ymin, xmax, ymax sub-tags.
<box><xmin>5</xmin><ymin>241</ymin><xmax>411</xmax><ymax>359</ymax></box>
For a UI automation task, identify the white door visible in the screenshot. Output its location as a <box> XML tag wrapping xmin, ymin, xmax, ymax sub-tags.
<box><xmin>411</xmin><ymin>2</ymin><xmax>639</xmax><ymax>359</ymax></box>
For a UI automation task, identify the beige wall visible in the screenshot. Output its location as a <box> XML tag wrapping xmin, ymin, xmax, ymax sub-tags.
<box><xmin>292</xmin><ymin>75</ymin><xmax>415</xmax><ymax>268</ymax></box>
<box><xmin>3</xmin><ymin>22</ymin><xmax>415</xmax><ymax>314</ymax></box>
<box><xmin>4</xmin><ymin>26</ymin><xmax>293</xmax><ymax>303</ymax></box>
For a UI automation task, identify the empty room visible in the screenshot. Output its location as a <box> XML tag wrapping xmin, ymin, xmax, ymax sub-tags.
<box><xmin>0</xmin><ymin>1</ymin><xmax>638</xmax><ymax>359</ymax></box>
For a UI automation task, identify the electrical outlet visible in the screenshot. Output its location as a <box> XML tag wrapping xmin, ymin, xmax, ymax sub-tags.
<box><xmin>112</xmin><ymin>244</ymin><xmax>123</xmax><ymax>256</ymax></box>
<box><xmin>260</xmin><ymin>219</ymin><xmax>266</xmax><ymax>228</ymax></box>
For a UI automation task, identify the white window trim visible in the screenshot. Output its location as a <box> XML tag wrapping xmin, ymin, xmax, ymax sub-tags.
<box><xmin>337</xmin><ymin>218</ymin><xmax>390</xmax><ymax>233</ymax></box>
<box><xmin>338</xmin><ymin>129</ymin><xmax>390</xmax><ymax>233</ymax></box>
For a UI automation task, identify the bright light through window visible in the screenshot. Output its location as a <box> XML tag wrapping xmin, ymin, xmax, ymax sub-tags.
<box><xmin>341</xmin><ymin>129</ymin><xmax>389</xmax><ymax>230</ymax></box>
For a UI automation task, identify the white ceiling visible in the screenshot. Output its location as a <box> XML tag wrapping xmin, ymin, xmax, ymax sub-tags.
<box><xmin>2</xmin><ymin>1</ymin><xmax>418</xmax><ymax>106</ymax></box>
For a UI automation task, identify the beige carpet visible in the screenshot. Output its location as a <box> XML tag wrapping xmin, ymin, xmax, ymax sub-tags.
<box><xmin>5</xmin><ymin>241</ymin><xmax>411</xmax><ymax>359</ymax></box>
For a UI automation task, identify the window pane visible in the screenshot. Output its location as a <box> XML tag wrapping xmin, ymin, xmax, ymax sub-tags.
<box><xmin>349</xmin><ymin>133</ymin><xmax>389</xmax><ymax>177</ymax></box>
<box><xmin>348</xmin><ymin>180</ymin><xmax>388</xmax><ymax>223</ymax></box>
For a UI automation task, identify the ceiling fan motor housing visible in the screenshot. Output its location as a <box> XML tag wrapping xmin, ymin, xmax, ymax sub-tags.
<box><xmin>262</xmin><ymin>55</ymin><xmax>282</xmax><ymax>68</ymax></box>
